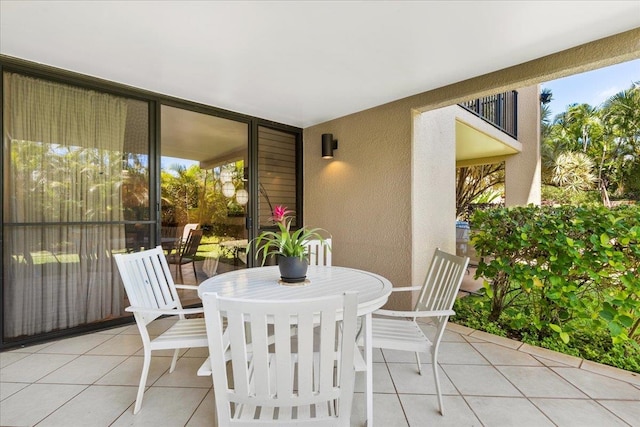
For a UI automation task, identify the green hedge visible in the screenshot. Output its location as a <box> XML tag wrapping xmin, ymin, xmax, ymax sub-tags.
<box><xmin>458</xmin><ymin>205</ymin><xmax>640</xmax><ymax>372</ymax></box>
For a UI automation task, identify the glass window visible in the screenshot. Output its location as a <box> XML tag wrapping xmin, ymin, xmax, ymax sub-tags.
<box><xmin>2</xmin><ymin>72</ymin><xmax>150</xmax><ymax>343</ymax></box>
<box><xmin>258</xmin><ymin>126</ymin><xmax>298</xmax><ymax>228</ymax></box>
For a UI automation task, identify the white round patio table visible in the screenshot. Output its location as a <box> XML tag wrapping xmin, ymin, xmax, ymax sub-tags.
<box><xmin>198</xmin><ymin>265</ymin><xmax>392</xmax><ymax>427</ymax></box>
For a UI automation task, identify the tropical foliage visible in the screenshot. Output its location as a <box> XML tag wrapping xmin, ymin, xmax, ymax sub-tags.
<box><xmin>160</xmin><ymin>161</ymin><xmax>246</xmax><ymax>233</ymax></box>
<box><xmin>455</xmin><ymin>204</ymin><xmax>640</xmax><ymax>372</ymax></box>
<box><xmin>542</xmin><ymin>81</ymin><xmax>640</xmax><ymax>204</ymax></box>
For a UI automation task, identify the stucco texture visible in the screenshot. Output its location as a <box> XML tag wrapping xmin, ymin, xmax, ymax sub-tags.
<box><xmin>304</xmin><ymin>28</ymin><xmax>640</xmax><ymax>310</ymax></box>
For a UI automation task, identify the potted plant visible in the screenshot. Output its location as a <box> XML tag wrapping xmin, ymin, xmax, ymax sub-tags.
<box><xmin>253</xmin><ymin>205</ymin><xmax>330</xmax><ymax>283</ymax></box>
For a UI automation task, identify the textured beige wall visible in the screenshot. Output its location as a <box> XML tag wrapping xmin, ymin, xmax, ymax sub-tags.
<box><xmin>505</xmin><ymin>85</ymin><xmax>542</xmax><ymax>206</ymax></box>
<box><xmin>412</xmin><ymin>107</ymin><xmax>457</xmax><ymax>295</ymax></box>
<box><xmin>304</xmin><ymin>29</ymin><xmax>640</xmax><ymax>310</ymax></box>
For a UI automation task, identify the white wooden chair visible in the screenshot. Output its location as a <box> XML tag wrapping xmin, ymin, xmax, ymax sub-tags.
<box><xmin>200</xmin><ymin>291</ymin><xmax>359</xmax><ymax>426</ymax></box>
<box><xmin>306</xmin><ymin>237</ymin><xmax>332</xmax><ymax>266</ymax></box>
<box><xmin>113</xmin><ymin>245</ymin><xmax>209</xmax><ymax>414</ymax></box>
<box><xmin>370</xmin><ymin>248</ymin><xmax>469</xmax><ymax>415</ymax></box>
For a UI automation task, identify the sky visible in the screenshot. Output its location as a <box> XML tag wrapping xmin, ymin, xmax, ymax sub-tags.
<box><xmin>542</xmin><ymin>58</ymin><xmax>639</xmax><ymax>119</ymax></box>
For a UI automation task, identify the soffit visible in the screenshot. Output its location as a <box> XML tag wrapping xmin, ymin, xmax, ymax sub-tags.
<box><xmin>1</xmin><ymin>1</ymin><xmax>638</xmax><ymax>128</ymax></box>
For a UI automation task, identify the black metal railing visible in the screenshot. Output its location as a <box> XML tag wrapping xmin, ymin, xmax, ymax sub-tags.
<box><xmin>459</xmin><ymin>90</ymin><xmax>518</xmax><ymax>139</ymax></box>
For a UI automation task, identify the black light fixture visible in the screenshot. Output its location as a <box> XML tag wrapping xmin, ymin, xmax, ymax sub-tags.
<box><xmin>322</xmin><ymin>133</ymin><xmax>338</xmax><ymax>159</ymax></box>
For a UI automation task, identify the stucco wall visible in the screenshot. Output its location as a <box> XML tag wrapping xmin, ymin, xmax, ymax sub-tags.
<box><xmin>303</xmin><ymin>29</ymin><xmax>640</xmax><ymax>310</ymax></box>
<box><xmin>505</xmin><ymin>85</ymin><xmax>542</xmax><ymax>206</ymax></box>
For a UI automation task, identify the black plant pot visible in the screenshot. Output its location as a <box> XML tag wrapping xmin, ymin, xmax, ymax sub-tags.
<box><xmin>278</xmin><ymin>256</ymin><xmax>308</xmax><ymax>283</ymax></box>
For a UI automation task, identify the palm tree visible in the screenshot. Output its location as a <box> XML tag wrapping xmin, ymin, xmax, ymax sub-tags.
<box><xmin>600</xmin><ymin>81</ymin><xmax>640</xmax><ymax>197</ymax></box>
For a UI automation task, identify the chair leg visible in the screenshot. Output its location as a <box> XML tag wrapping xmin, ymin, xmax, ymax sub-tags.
<box><xmin>169</xmin><ymin>348</ymin><xmax>180</xmax><ymax>373</ymax></box>
<box><xmin>415</xmin><ymin>352</ymin><xmax>422</xmax><ymax>375</ymax></box>
<box><xmin>432</xmin><ymin>352</ymin><xmax>444</xmax><ymax>415</ymax></box>
<box><xmin>192</xmin><ymin>262</ymin><xmax>197</xmax><ymax>280</ymax></box>
<box><xmin>134</xmin><ymin>348</ymin><xmax>152</xmax><ymax>414</ymax></box>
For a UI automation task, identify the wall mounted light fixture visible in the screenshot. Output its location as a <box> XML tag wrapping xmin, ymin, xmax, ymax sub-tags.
<box><xmin>322</xmin><ymin>133</ymin><xmax>338</xmax><ymax>159</ymax></box>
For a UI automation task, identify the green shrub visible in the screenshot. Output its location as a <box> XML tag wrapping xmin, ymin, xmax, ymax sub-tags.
<box><xmin>453</xmin><ymin>295</ymin><xmax>640</xmax><ymax>373</ymax></box>
<box><xmin>470</xmin><ymin>204</ymin><xmax>640</xmax><ymax>346</ymax></box>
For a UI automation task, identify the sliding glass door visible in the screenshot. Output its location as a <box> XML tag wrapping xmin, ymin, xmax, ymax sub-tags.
<box><xmin>0</xmin><ymin>66</ymin><xmax>303</xmax><ymax>348</ymax></box>
<box><xmin>2</xmin><ymin>72</ymin><xmax>151</xmax><ymax>345</ymax></box>
<box><xmin>160</xmin><ymin>105</ymin><xmax>249</xmax><ymax>294</ymax></box>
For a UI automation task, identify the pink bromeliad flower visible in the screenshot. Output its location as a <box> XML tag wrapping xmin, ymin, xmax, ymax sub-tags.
<box><xmin>272</xmin><ymin>205</ymin><xmax>290</xmax><ymax>223</ymax></box>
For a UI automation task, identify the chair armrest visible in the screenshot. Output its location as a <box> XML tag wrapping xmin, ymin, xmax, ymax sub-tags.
<box><xmin>374</xmin><ymin>309</ymin><xmax>455</xmax><ymax>318</ymax></box>
<box><xmin>175</xmin><ymin>284</ymin><xmax>199</xmax><ymax>291</ymax></box>
<box><xmin>389</xmin><ymin>285</ymin><xmax>423</xmax><ymax>293</ymax></box>
<box><xmin>125</xmin><ymin>306</ymin><xmax>204</xmax><ymax>316</ymax></box>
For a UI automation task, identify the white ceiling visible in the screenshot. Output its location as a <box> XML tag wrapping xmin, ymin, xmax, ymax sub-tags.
<box><xmin>1</xmin><ymin>1</ymin><xmax>639</xmax><ymax>129</ymax></box>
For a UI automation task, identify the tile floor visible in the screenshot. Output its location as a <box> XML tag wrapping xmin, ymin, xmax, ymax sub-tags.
<box><xmin>1</xmin><ymin>318</ymin><xmax>639</xmax><ymax>427</ymax></box>
<box><xmin>2</xmin><ymin>262</ymin><xmax>639</xmax><ymax>426</ymax></box>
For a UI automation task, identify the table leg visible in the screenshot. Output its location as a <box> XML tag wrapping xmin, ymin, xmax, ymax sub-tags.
<box><xmin>364</xmin><ymin>312</ymin><xmax>373</xmax><ymax>427</ymax></box>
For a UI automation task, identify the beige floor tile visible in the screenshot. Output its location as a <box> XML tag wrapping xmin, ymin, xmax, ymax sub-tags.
<box><xmin>182</xmin><ymin>347</ymin><xmax>210</xmax><ymax>358</ymax></box>
<box><xmin>418</xmin><ymin>323</ymin><xmax>466</xmax><ymax>342</ymax></box>
<box><xmin>185</xmin><ymin>388</ymin><xmax>217</xmax><ymax>427</ymax></box>
<box><xmin>3</xmin><ymin>323</ymin><xmax>640</xmax><ymax>427</ymax></box>
<box><xmin>37</xmin><ymin>355</ymin><xmax>127</xmax><ymax>385</ymax></box>
<box><xmin>37</xmin><ymin>385</ymin><xmax>138</xmax><ymax>426</ymax></box>
<box><xmin>96</xmin><ymin>325</ymin><xmax>133</xmax><ymax>335</ymax></box>
<box><xmin>0</xmin><ymin>383</ymin><xmax>86</xmax><ymax>426</ymax></box>
<box><xmin>0</xmin><ymin>381</ymin><xmax>28</xmax><ymax>400</ymax></box>
<box><xmin>153</xmin><ymin>356</ymin><xmax>212</xmax><ymax>388</ymax></box>
<box><xmin>371</xmin><ymin>347</ymin><xmax>385</xmax><ymax>362</ymax></box>
<box><xmin>531</xmin><ymin>397</ymin><xmax>629</xmax><ymax>426</ymax></box>
<box><xmin>468</xmin><ymin>330</ymin><xmax>522</xmax><ymax>349</ymax></box>
<box><xmin>465</xmin><ymin>396</ymin><xmax>554</xmax><ymax>426</ymax></box>
<box><xmin>497</xmin><ymin>366</ymin><xmax>587</xmax><ymax>398</ymax></box>
<box><xmin>597</xmin><ymin>399</ymin><xmax>640</xmax><ymax>425</ymax></box>
<box><xmin>533</xmin><ymin>355</ymin><xmax>573</xmax><ymax>367</ymax></box>
<box><xmin>387</xmin><ymin>362</ymin><xmax>458</xmax><ymax>395</ymax></box>
<box><xmin>441</xmin><ymin>365</ymin><xmax>522</xmax><ymax>397</ymax></box>
<box><xmin>438</xmin><ymin>342</ymin><xmax>490</xmax><ymax>365</ymax></box>
<box><xmin>581</xmin><ymin>359</ymin><xmax>640</xmax><ymax>386</ymax></box>
<box><xmin>462</xmin><ymin>335</ymin><xmax>486</xmax><ymax>343</ymax></box>
<box><xmin>116</xmin><ymin>324</ymin><xmax>142</xmax><ymax>335</ymax></box>
<box><xmin>7</xmin><ymin>340</ymin><xmax>56</xmax><ymax>353</ymax></box>
<box><xmin>400</xmin><ymin>394</ymin><xmax>481</xmax><ymax>426</ymax></box>
<box><xmin>95</xmin><ymin>355</ymin><xmax>172</xmax><ymax>386</ymax></box>
<box><xmin>0</xmin><ymin>353</ymin><xmax>77</xmax><ymax>383</ymax></box>
<box><xmin>36</xmin><ymin>333</ymin><xmax>113</xmax><ymax>355</ymax></box>
<box><xmin>351</xmin><ymin>392</ymin><xmax>409</xmax><ymax>427</ymax></box>
<box><xmin>111</xmin><ymin>387</ymin><xmax>209</xmax><ymax>426</ymax></box>
<box><xmin>381</xmin><ymin>348</ymin><xmax>428</xmax><ymax>363</ymax></box>
<box><xmin>135</xmin><ymin>347</ymin><xmax>190</xmax><ymax>357</ymax></box>
<box><xmin>0</xmin><ymin>351</ymin><xmax>29</xmax><ymax>368</ymax></box>
<box><xmin>355</xmin><ymin>362</ymin><xmax>396</xmax><ymax>393</ymax></box>
<box><xmin>146</xmin><ymin>318</ymin><xmax>180</xmax><ymax>336</ymax></box>
<box><xmin>381</xmin><ymin>341</ymin><xmax>488</xmax><ymax>366</ymax></box>
<box><xmin>87</xmin><ymin>334</ymin><xmax>143</xmax><ymax>356</ymax></box>
<box><xmin>552</xmin><ymin>367</ymin><xmax>640</xmax><ymax>400</ymax></box>
<box><xmin>519</xmin><ymin>343</ymin><xmax>582</xmax><ymax>367</ymax></box>
<box><xmin>445</xmin><ymin>322</ymin><xmax>476</xmax><ymax>336</ymax></box>
<box><xmin>471</xmin><ymin>342</ymin><xmax>542</xmax><ymax>366</ymax></box>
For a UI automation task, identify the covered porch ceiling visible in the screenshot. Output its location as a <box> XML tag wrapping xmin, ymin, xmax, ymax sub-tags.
<box><xmin>456</xmin><ymin>120</ymin><xmax>520</xmax><ymax>167</ymax></box>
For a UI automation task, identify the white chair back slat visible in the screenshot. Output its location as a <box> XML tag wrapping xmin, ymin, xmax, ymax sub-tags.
<box><xmin>306</xmin><ymin>238</ymin><xmax>332</xmax><ymax>266</ymax></box>
<box><xmin>416</xmin><ymin>248</ymin><xmax>468</xmax><ymax>314</ymax></box>
<box><xmin>115</xmin><ymin>247</ymin><xmax>181</xmax><ymax>325</ymax></box>
<box><xmin>202</xmin><ymin>291</ymin><xmax>358</xmax><ymax>425</ymax></box>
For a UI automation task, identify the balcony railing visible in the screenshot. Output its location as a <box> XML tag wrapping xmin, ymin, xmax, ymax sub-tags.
<box><xmin>459</xmin><ymin>90</ymin><xmax>518</xmax><ymax>139</ymax></box>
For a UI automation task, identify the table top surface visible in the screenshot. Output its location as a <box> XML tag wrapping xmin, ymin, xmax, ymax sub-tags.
<box><xmin>198</xmin><ymin>265</ymin><xmax>392</xmax><ymax>315</ymax></box>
